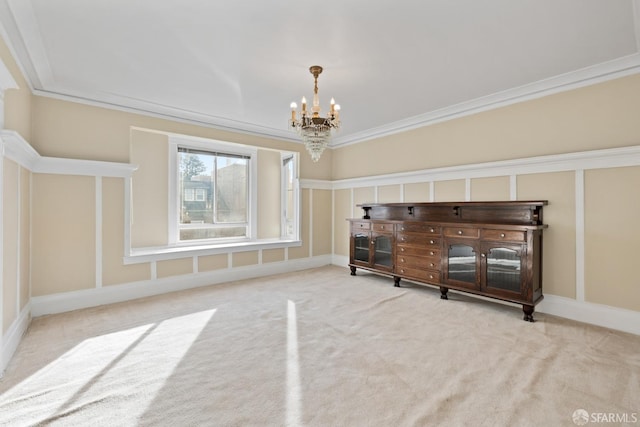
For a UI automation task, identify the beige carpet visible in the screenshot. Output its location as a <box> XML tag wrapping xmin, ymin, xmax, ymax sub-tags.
<box><xmin>1</xmin><ymin>266</ymin><xmax>639</xmax><ymax>426</ymax></box>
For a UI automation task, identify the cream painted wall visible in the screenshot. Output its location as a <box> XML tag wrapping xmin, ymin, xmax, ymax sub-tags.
<box><xmin>289</xmin><ymin>189</ymin><xmax>310</xmax><ymax>259</ymax></box>
<box><xmin>130</xmin><ymin>129</ymin><xmax>169</xmax><ymax>248</ymax></box>
<box><xmin>31</xmin><ymin>174</ymin><xmax>96</xmax><ymax>296</ymax></box>
<box><xmin>354</xmin><ymin>187</ymin><xmax>375</xmax><ymax>210</ymax></box>
<box><xmin>198</xmin><ymin>254</ymin><xmax>228</xmax><ymax>272</ymax></box>
<box><xmin>2</xmin><ymin>159</ymin><xmax>18</xmax><ymax>333</ymax></box>
<box><xmin>312</xmin><ymin>189</ymin><xmax>332</xmax><ymax>256</ymax></box>
<box><xmin>518</xmin><ymin>172</ymin><xmax>576</xmax><ymax>299</ymax></box>
<box><xmin>585</xmin><ymin>167</ymin><xmax>640</xmax><ymax>311</ymax></box>
<box><xmin>257</xmin><ymin>149</ymin><xmax>281</xmax><ymax>239</ymax></box>
<box><xmin>333</xmin><ymin>74</ymin><xmax>640</xmax><ymax>180</ymax></box>
<box><xmin>262</xmin><ymin>248</ymin><xmax>285</xmax><ymax>263</ymax></box>
<box><xmin>378</xmin><ymin>185</ymin><xmax>402</xmax><ymax>203</ymax></box>
<box><xmin>232</xmin><ymin>251</ymin><xmax>259</xmax><ymax>267</ymax></box>
<box><xmin>102</xmin><ymin>177</ymin><xmax>150</xmax><ymax>286</ymax></box>
<box><xmin>404</xmin><ymin>182</ymin><xmax>430</xmax><ymax>203</ymax></box>
<box><xmin>471</xmin><ymin>176</ymin><xmax>510</xmax><ymax>201</ymax></box>
<box><xmin>434</xmin><ymin>180</ymin><xmax>465</xmax><ymax>202</ymax></box>
<box><xmin>157</xmin><ymin>258</ymin><xmax>193</xmax><ymax>279</ymax></box>
<box><xmin>333</xmin><ymin>189</ymin><xmax>351</xmax><ymax>257</ymax></box>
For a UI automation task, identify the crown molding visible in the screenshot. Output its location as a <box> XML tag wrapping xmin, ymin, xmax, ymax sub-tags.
<box><xmin>31</xmin><ymin>88</ymin><xmax>301</xmax><ymax>144</ymax></box>
<box><xmin>331</xmin><ymin>53</ymin><xmax>640</xmax><ymax>148</ymax></box>
<box><xmin>34</xmin><ymin>51</ymin><xmax>640</xmax><ymax>151</ymax></box>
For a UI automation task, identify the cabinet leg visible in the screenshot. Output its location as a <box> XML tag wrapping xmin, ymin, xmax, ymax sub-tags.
<box><xmin>393</xmin><ymin>276</ymin><xmax>401</xmax><ymax>287</ymax></box>
<box><xmin>350</xmin><ymin>266</ymin><xmax>356</xmax><ymax>276</ymax></box>
<box><xmin>439</xmin><ymin>286</ymin><xmax>449</xmax><ymax>300</ymax></box>
<box><xmin>522</xmin><ymin>305</ymin><xmax>535</xmax><ymax>322</ymax></box>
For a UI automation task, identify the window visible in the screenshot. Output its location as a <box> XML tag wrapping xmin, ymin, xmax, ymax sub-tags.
<box><xmin>166</xmin><ymin>135</ymin><xmax>299</xmax><ymax>249</ymax></box>
<box><xmin>168</xmin><ymin>136</ymin><xmax>258</xmax><ymax>244</ymax></box>
<box><xmin>177</xmin><ymin>146</ymin><xmax>250</xmax><ymax>241</ymax></box>
<box><xmin>281</xmin><ymin>153</ymin><xmax>299</xmax><ymax>239</ymax></box>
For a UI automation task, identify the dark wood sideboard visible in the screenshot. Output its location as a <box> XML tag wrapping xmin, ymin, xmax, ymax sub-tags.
<box><xmin>348</xmin><ymin>201</ymin><xmax>548</xmax><ymax>321</ymax></box>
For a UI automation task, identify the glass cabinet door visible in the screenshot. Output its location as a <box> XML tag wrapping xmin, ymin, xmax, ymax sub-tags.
<box><xmin>447</xmin><ymin>243</ymin><xmax>477</xmax><ymax>287</ymax></box>
<box><xmin>485</xmin><ymin>246</ymin><xmax>522</xmax><ymax>294</ymax></box>
<box><xmin>353</xmin><ymin>233</ymin><xmax>370</xmax><ymax>263</ymax></box>
<box><xmin>373</xmin><ymin>233</ymin><xmax>393</xmax><ymax>269</ymax></box>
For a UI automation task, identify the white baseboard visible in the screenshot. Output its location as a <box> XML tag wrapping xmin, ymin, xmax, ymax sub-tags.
<box><xmin>28</xmin><ymin>254</ymin><xmax>640</xmax><ymax>336</ymax></box>
<box><xmin>1</xmin><ymin>302</ymin><xmax>31</xmax><ymax>377</ymax></box>
<box><xmin>331</xmin><ymin>254</ymin><xmax>350</xmax><ymax>269</ymax></box>
<box><xmin>537</xmin><ymin>295</ymin><xmax>640</xmax><ymax>336</ymax></box>
<box><xmin>31</xmin><ymin>255</ymin><xmax>332</xmax><ymax>317</ymax></box>
<box><xmin>334</xmin><ymin>257</ymin><xmax>640</xmax><ymax>336</ymax></box>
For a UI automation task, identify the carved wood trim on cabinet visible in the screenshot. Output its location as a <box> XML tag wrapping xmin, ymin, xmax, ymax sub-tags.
<box><xmin>348</xmin><ymin>201</ymin><xmax>547</xmax><ymax>321</ymax></box>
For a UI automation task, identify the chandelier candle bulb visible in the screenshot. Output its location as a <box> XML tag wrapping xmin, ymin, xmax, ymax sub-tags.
<box><xmin>290</xmin><ymin>102</ymin><xmax>297</xmax><ymax>121</ymax></box>
<box><xmin>301</xmin><ymin>97</ymin><xmax>307</xmax><ymax>113</ymax></box>
<box><xmin>330</xmin><ymin>98</ymin><xmax>335</xmax><ymax>113</ymax></box>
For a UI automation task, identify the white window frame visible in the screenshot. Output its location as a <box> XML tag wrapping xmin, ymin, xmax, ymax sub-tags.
<box><xmin>168</xmin><ymin>135</ymin><xmax>258</xmax><ymax>246</ymax></box>
<box><xmin>281</xmin><ymin>151</ymin><xmax>300</xmax><ymax>240</ymax></box>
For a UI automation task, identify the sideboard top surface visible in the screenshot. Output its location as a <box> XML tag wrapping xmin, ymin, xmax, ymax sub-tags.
<box><xmin>353</xmin><ymin>201</ymin><xmax>548</xmax><ymax>226</ymax></box>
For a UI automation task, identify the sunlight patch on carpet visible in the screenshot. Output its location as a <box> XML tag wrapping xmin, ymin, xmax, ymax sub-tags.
<box><xmin>287</xmin><ymin>299</ymin><xmax>302</xmax><ymax>427</ymax></box>
<box><xmin>0</xmin><ymin>309</ymin><xmax>217</xmax><ymax>426</ymax></box>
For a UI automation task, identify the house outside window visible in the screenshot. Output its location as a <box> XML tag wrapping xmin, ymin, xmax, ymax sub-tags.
<box><xmin>178</xmin><ymin>146</ymin><xmax>250</xmax><ymax>241</ymax></box>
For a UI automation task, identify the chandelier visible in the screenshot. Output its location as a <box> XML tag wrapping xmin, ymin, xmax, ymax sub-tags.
<box><xmin>289</xmin><ymin>65</ymin><xmax>340</xmax><ymax>162</ymax></box>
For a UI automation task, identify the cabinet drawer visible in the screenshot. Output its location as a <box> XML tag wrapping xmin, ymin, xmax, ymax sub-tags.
<box><xmin>443</xmin><ymin>227</ymin><xmax>480</xmax><ymax>239</ymax></box>
<box><xmin>396</xmin><ymin>254</ymin><xmax>440</xmax><ymax>270</ymax></box>
<box><xmin>481</xmin><ymin>229</ymin><xmax>526</xmax><ymax>242</ymax></box>
<box><xmin>396</xmin><ymin>266</ymin><xmax>440</xmax><ymax>283</ymax></box>
<box><xmin>397</xmin><ymin>245</ymin><xmax>441</xmax><ymax>259</ymax></box>
<box><xmin>372</xmin><ymin>222</ymin><xmax>393</xmax><ymax>232</ymax></box>
<box><xmin>351</xmin><ymin>221</ymin><xmax>371</xmax><ymax>230</ymax></box>
<box><xmin>397</xmin><ymin>233</ymin><xmax>440</xmax><ymax>247</ymax></box>
<box><xmin>396</xmin><ymin>223</ymin><xmax>441</xmax><ymax>235</ymax></box>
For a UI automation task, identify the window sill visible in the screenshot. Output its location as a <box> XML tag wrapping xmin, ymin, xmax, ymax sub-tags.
<box><xmin>124</xmin><ymin>238</ymin><xmax>302</xmax><ymax>265</ymax></box>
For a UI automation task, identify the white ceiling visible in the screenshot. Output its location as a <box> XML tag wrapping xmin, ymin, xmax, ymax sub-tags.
<box><xmin>1</xmin><ymin>0</ymin><xmax>639</xmax><ymax>147</ymax></box>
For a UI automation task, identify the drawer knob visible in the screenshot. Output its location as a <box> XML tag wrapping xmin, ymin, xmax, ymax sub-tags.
<box><xmin>430</xmin><ymin>240</ymin><xmax>435</xmax><ymax>244</ymax></box>
<box><xmin>402</xmin><ymin>237</ymin><xmax>406</xmax><ymax>241</ymax></box>
<box><xmin>400</xmin><ymin>248</ymin><xmax>405</xmax><ymax>252</ymax></box>
<box><xmin>430</xmin><ymin>228</ymin><xmax>435</xmax><ymax>233</ymax></box>
<box><xmin>481</xmin><ymin>253</ymin><xmax>486</xmax><ymax>258</ymax></box>
<box><xmin>457</xmin><ymin>230</ymin><xmax>463</xmax><ymax>235</ymax></box>
<box><xmin>430</xmin><ymin>251</ymin><xmax>434</xmax><ymax>255</ymax></box>
<box><xmin>401</xmin><ymin>227</ymin><xmax>405</xmax><ymax>231</ymax></box>
<box><xmin>429</xmin><ymin>274</ymin><xmax>434</xmax><ymax>279</ymax></box>
<box><xmin>500</xmin><ymin>233</ymin><xmax>506</xmax><ymax>238</ymax></box>
<box><xmin>380</xmin><ymin>225</ymin><xmax>385</xmax><ymax>230</ymax></box>
<box><xmin>401</xmin><ymin>258</ymin><xmax>405</xmax><ymax>263</ymax></box>
<box><xmin>400</xmin><ymin>269</ymin><xmax>405</xmax><ymax>273</ymax></box>
<box><xmin>430</xmin><ymin>263</ymin><xmax>435</xmax><ymax>267</ymax></box>
<box><xmin>360</xmin><ymin>224</ymin><xmax>364</xmax><ymax>227</ymax></box>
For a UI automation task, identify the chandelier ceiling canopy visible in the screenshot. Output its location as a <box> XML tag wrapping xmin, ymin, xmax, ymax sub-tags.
<box><xmin>289</xmin><ymin>66</ymin><xmax>340</xmax><ymax>162</ymax></box>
